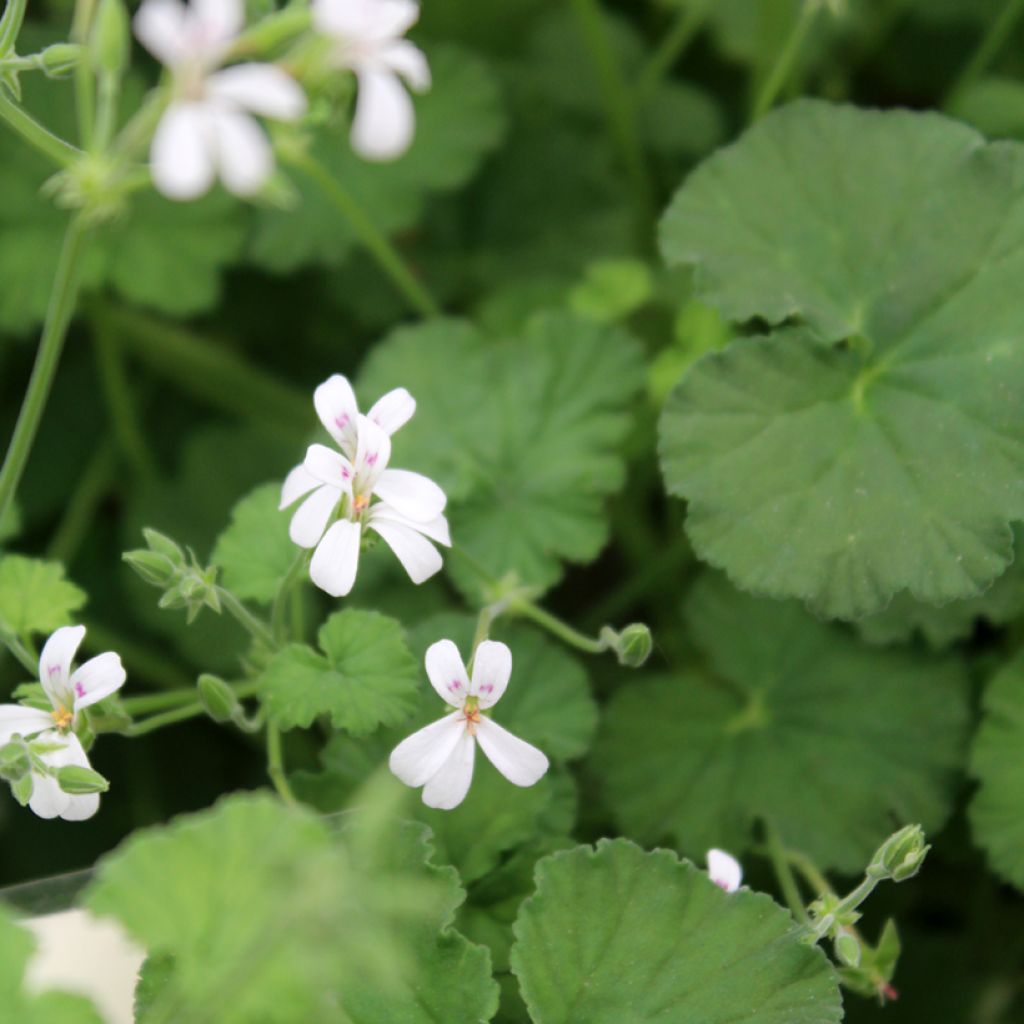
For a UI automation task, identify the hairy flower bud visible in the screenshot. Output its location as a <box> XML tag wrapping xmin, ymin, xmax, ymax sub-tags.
<box><xmin>197</xmin><ymin>674</ymin><xmax>241</xmax><ymax>724</ymax></box>
<box><xmin>90</xmin><ymin>0</ymin><xmax>129</xmax><ymax>77</ymax></box>
<box><xmin>56</xmin><ymin>764</ymin><xmax>110</xmax><ymax>795</ymax></box>
<box><xmin>600</xmin><ymin>623</ymin><xmax>653</xmax><ymax>668</ymax></box>
<box><xmin>868</xmin><ymin>824</ymin><xmax>929</xmax><ymax>882</ymax></box>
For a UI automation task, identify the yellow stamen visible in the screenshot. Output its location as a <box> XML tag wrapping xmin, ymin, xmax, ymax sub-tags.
<box><xmin>51</xmin><ymin>706</ymin><xmax>73</xmax><ymax>731</ymax></box>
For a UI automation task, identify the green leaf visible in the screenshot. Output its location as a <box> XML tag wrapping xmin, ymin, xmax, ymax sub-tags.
<box><xmin>0</xmin><ymin>904</ymin><xmax>104</xmax><ymax>1023</ymax></box>
<box><xmin>359</xmin><ymin>312</ymin><xmax>644</xmax><ymax>595</ymax></box>
<box><xmin>249</xmin><ymin>45</ymin><xmax>505</xmax><ymax>272</ymax></box>
<box><xmin>85</xmin><ymin>792</ymin><xmax>498</xmax><ymax>1023</ymax></box>
<box><xmin>969</xmin><ymin>650</ymin><xmax>1024</xmax><ymax>890</ymax></box>
<box><xmin>261</xmin><ymin>609</ymin><xmax>418</xmax><ymax>733</ymax></box>
<box><xmin>595</xmin><ymin>572</ymin><xmax>970</xmax><ymax>872</ymax></box>
<box><xmin>510</xmin><ymin>839</ymin><xmax>842</xmax><ymax>1024</ymax></box>
<box><xmin>659</xmin><ymin>102</ymin><xmax>1024</xmax><ymax>618</ymax></box>
<box><xmin>211</xmin><ymin>483</ymin><xmax>297</xmax><ymax>605</ymax></box>
<box><xmin>0</xmin><ymin>555</ymin><xmax>86</xmax><ymax>636</ymax></box>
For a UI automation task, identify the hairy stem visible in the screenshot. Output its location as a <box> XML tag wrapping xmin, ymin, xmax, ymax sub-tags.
<box><xmin>764</xmin><ymin>820</ymin><xmax>812</xmax><ymax>925</ymax></box>
<box><xmin>948</xmin><ymin>0</ymin><xmax>1024</xmax><ymax>101</ymax></box>
<box><xmin>266</xmin><ymin>722</ymin><xmax>297</xmax><ymax>805</ymax></box>
<box><xmin>750</xmin><ymin>1</ymin><xmax>818</xmax><ymax>121</ymax></box>
<box><xmin>218</xmin><ymin>589</ymin><xmax>276</xmax><ymax>649</ymax></box>
<box><xmin>508</xmin><ymin>598</ymin><xmax>607</xmax><ymax>656</ymax></box>
<box><xmin>0</xmin><ymin>0</ymin><xmax>27</xmax><ymax>54</ymax></box>
<box><xmin>121</xmin><ymin>701</ymin><xmax>207</xmax><ymax>736</ymax></box>
<box><xmin>0</xmin><ymin>91</ymin><xmax>80</xmax><ymax>165</ymax></box>
<box><xmin>635</xmin><ymin>0</ymin><xmax>708</xmax><ymax>102</ymax></box>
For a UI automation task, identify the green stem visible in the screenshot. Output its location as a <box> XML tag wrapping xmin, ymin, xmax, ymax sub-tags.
<box><xmin>288</xmin><ymin>150</ymin><xmax>440</xmax><ymax>318</ymax></box>
<box><xmin>0</xmin><ymin>217</ymin><xmax>90</xmax><ymax>527</ymax></box>
<box><xmin>71</xmin><ymin>0</ymin><xmax>96</xmax><ymax>146</ymax></box>
<box><xmin>0</xmin><ymin>0</ymin><xmax>27</xmax><ymax>54</ymax></box>
<box><xmin>0</xmin><ymin>91</ymin><xmax>80</xmax><ymax>165</ymax></box>
<box><xmin>218</xmin><ymin>589</ymin><xmax>276</xmax><ymax>649</ymax></box>
<box><xmin>787</xmin><ymin>848</ymin><xmax>836</xmax><ymax>898</ymax></box>
<box><xmin>0</xmin><ymin>629</ymin><xmax>37</xmax><ymax>675</ymax></box>
<box><xmin>466</xmin><ymin>605</ymin><xmax>497</xmax><ymax>675</ymax></box>
<box><xmin>750</xmin><ymin>1</ymin><xmax>819</xmax><ymax>120</ymax></box>
<box><xmin>121</xmin><ymin>679</ymin><xmax>260</xmax><ymax>715</ymax></box>
<box><xmin>569</xmin><ymin>0</ymin><xmax>654</xmax><ymax>246</ymax></box>
<box><xmin>764</xmin><ymin>821</ymin><xmax>811</xmax><ymax>925</ymax></box>
<box><xmin>266</xmin><ymin>722</ymin><xmax>296</xmax><ymax>805</ymax></box>
<box><xmin>93</xmin><ymin>71</ymin><xmax>120</xmax><ymax>152</ymax></box>
<box><xmin>508</xmin><ymin>599</ymin><xmax>606</xmax><ymax>656</ymax></box>
<box><xmin>271</xmin><ymin>550</ymin><xmax>308</xmax><ymax>644</ymax></box>
<box><xmin>635</xmin><ymin>0</ymin><xmax>708</xmax><ymax>102</ymax></box>
<box><xmin>91</xmin><ymin>318</ymin><xmax>157</xmax><ymax>480</ymax></box>
<box><xmin>97</xmin><ymin>304</ymin><xmax>310</xmax><ymax>435</ymax></box>
<box><xmin>45</xmin><ymin>439</ymin><xmax>116</xmax><ymax>564</ymax></box>
<box><xmin>121</xmin><ymin>701</ymin><xmax>206</xmax><ymax>736</ymax></box>
<box><xmin>947</xmin><ymin>0</ymin><xmax>1024</xmax><ymax>101</ymax></box>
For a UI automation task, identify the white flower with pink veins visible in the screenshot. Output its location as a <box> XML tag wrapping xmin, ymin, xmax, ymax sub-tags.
<box><xmin>389</xmin><ymin>639</ymin><xmax>550</xmax><ymax>810</ymax></box>
<box><xmin>312</xmin><ymin>0</ymin><xmax>430</xmax><ymax>160</ymax></box>
<box><xmin>134</xmin><ymin>0</ymin><xmax>307</xmax><ymax>200</ymax></box>
<box><xmin>280</xmin><ymin>374</ymin><xmax>450</xmax><ymax>597</ymax></box>
<box><xmin>0</xmin><ymin>625</ymin><xmax>126</xmax><ymax>821</ymax></box>
<box><xmin>706</xmin><ymin>848</ymin><xmax>743</xmax><ymax>893</ymax></box>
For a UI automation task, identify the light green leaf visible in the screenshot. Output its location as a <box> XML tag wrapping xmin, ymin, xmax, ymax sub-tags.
<box><xmin>0</xmin><ymin>905</ymin><xmax>104</xmax><ymax>1024</ymax></box>
<box><xmin>261</xmin><ymin>609</ymin><xmax>418</xmax><ymax>733</ymax></box>
<box><xmin>595</xmin><ymin>572</ymin><xmax>970</xmax><ymax>872</ymax></box>
<box><xmin>510</xmin><ymin>839</ymin><xmax>842</xmax><ymax>1024</ymax></box>
<box><xmin>359</xmin><ymin>312</ymin><xmax>644</xmax><ymax>595</ymax></box>
<box><xmin>211</xmin><ymin>483</ymin><xmax>297</xmax><ymax>604</ymax></box>
<box><xmin>660</xmin><ymin>102</ymin><xmax>1024</xmax><ymax>619</ymax></box>
<box><xmin>0</xmin><ymin>555</ymin><xmax>86</xmax><ymax>637</ymax></box>
<box><xmin>249</xmin><ymin>45</ymin><xmax>505</xmax><ymax>272</ymax></box>
<box><xmin>969</xmin><ymin>651</ymin><xmax>1024</xmax><ymax>890</ymax></box>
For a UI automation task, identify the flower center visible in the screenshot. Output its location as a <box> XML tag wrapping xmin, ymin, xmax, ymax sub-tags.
<box><xmin>463</xmin><ymin>696</ymin><xmax>481</xmax><ymax>735</ymax></box>
<box><xmin>352</xmin><ymin>493</ymin><xmax>371</xmax><ymax>517</ymax></box>
<box><xmin>51</xmin><ymin>706</ymin><xmax>73</xmax><ymax>731</ymax></box>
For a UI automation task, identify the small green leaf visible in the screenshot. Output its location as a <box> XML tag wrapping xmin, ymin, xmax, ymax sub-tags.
<box><xmin>659</xmin><ymin>101</ymin><xmax>1024</xmax><ymax>619</ymax></box>
<box><xmin>261</xmin><ymin>609</ymin><xmax>418</xmax><ymax>733</ymax></box>
<box><xmin>211</xmin><ymin>483</ymin><xmax>297</xmax><ymax>604</ymax></box>
<box><xmin>595</xmin><ymin>573</ymin><xmax>970</xmax><ymax>871</ymax></box>
<box><xmin>0</xmin><ymin>555</ymin><xmax>86</xmax><ymax>636</ymax></box>
<box><xmin>359</xmin><ymin>312</ymin><xmax>644</xmax><ymax>596</ymax></box>
<box><xmin>969</xmin><ymin>650</ymin><xmax>1024</xmax><ymax>890</ymax></box>
<box><xmin>510</xmin><ymin>839</ymin><xmax>842</xmax><ymax>1024</ymax></box>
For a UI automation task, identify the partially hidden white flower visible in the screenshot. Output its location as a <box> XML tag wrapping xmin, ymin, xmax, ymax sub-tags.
<box><xmin>706</xmin><ymin>848</ymin><xmax>742</xmax><ymax>893</ymax></box>
<box><xmin>389</xmin><ymin>639</ymin><xmax>549</xmax><ymax>810</ymax></box>
<box><xmin>134</xmin><ymin>0</ymin><xmax>307</xmax><ymax>200</ymax></box>
<box><xmin>280</xmin><ymin>373</ymin><xmax>449</xmax><ymax>597</ymax></box>
<box><xmin>312</xmin><ymin>0</ymin><xmax>430</xmax><ymax>160</ymax></box>
<box><xmin>0</xmin><ymin>625</ymin><xmax>126</xmax><ymax>821</ymax></box>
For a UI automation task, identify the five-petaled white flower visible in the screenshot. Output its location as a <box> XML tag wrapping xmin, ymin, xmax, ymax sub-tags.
<box><xmin>280</xmin><ymin>374</ymin><xmax>450</xmax><ymax>597</ymax></box>
<box><xmin>0</xmin><ymin>626</ymin><xmax>126</xmax><ymax>821</ymax></box>
<box><xmin>706</xmin><ymin>848</ymin><xmax>742</xmax><ymax>893</ymax></box>
<box><xmin>312</xmin><ymin>0</ymin><xmax>430</xmax><ymax>160</ymax></box>
<box><xmin>134</xmin><ymin>0</ymin><xmax>307</xmax><ymax>200</ymax></box>
<box><xmin>389</xmin><ymin>639</ymin><xmax>549</xmax><ymax>810</ymax></box>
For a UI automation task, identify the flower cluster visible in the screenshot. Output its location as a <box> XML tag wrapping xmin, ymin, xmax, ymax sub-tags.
<box><xmin>280</xmin><ymin>374</ymin><xmax>450</xmax><ymax>597</ymax></box>
<box><xmin>0</xmin><ymin>626</ymin><xmax>125</xmax><ymax>821</ymax></box>
<box><xmin>133</xmin><ymin>0</ymin><xmax>430</xmax><ymax>200</ymax></box>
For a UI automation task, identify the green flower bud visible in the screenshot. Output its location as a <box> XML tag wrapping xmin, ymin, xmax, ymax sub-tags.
<box><xmin>56</xmin><ymin>764</ymin><xmax>110</xmax><ymax>795</ymax></box>
<box><xmin>0</xmin><ymin>740</ymin><xmax>31</xmax><ymax>782</ymax></box>
<box><xmin>90</xmin><ymin>0</ymin><xmax>129</xmax><ymax>78</ymax></box>
<box><xmin>197</xmin><ymin>674</ymin><xmax>241</xmax><ymax>724</ymax></box>
<box><xmin>123</xmin><ymin>549</ymin><xmax>178</xmax><ymax>587</ymax></box>
<box><xmin>868</xmin><ymin>824</ymin><xmax>929</xmax><ymax>883</ymax></box>
<box><xmin>11</xmin><ymin>772</ymin><xmax>33</xmax><ymax>806</ymax></box>
<box><xmin>142</xmin><ymin>528</ymin><xmax>186</xmax><ymax>565</ymax></box>
<box><xmin>600</xmin><ymin>623</ymin><xmax>654</xmax><ymax>668</ymax></box>
<box><xmin>834</xmin><ymin>930</ymin><xmax>861</xmax><ymax>967</ymax></box>
<box><xmin>36</xmin><ymin>43</ymin><xmax>82</xmax><ymax>77</ymax></box>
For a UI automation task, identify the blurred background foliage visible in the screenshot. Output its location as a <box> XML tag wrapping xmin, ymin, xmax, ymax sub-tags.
<box><xmin>4</xmin><ymin>1</ymin><xmax>1024</xmax><ymax>1020</ymax></box>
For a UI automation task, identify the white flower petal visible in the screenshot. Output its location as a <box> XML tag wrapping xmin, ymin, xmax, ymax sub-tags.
<box><xmin>133</xmin><ymin>0</ymin><xmax>189</xmax><ymax>66</ymax></box>
<box><xmin>69</xmin><ymin>652</ymin><xmax>127</xmax><ymax>713</ymax></box>
<box><xmin>368</xmin><ymin>517</ymin><xmax>442</xmax><ymax>584</ymax></box>
<box><xmin>39</xmin><ymin>625</ymin><xmax>86</xmax><ymax>707</ymax></box>
<box><xmin>0</xmin><ymin>706</ymin><xmax>53</xmax><ymax>745</ymax></box>
<box><xmin>309</xmin><ymin>519</ymin><xmax>361</xmax><ymax>596</ymax></box>
<box><xmin>192</xmin><ymin>0</ymin><xmax>243</xmax><ymax>51</ymax></box>
<box><xmin>313</xmin><ymin>374</ymin><xmax>360</xmax><ymax>455</ymax></box>
<box><xmin>707</xmin><ymin>848</ymin><xmax>743</xmax><ymax>893</ymax></box>
<box><xmin>369</xmin><ymin>504</ymin><xmax>450</xmax><ymax>546</ymax></box>
<box><xmin>314</xmin><ymin>0</ymin><xmax>419</xmax><ymax>43</ymax></box>
<box><xmin>304</xmin><ymin>443</ymin><xmax>355</xmax><ymax>489</ymax></box>
<box><xmin>424</xmin><ymin>639</ymin><xmax>470</xmax><ymax>707</ymax></box>
<box><xmin>211</xmin><ymin>107</ymin><xmax>273</xmax><ymax>196</ymax></box>
<box><xmin>372</xmin><ymin>468</ymin><xmax>445</xmax><ymax>522</ymax></box>
<box><xmin>351</xmin><ymin>67</ymin><xmax>416</xmax><ymax>161</ymax></box>
<box><xmin>28</xmin><ymin>770</ymin><xmax>68</xmax><ymax>820</ymax></box>
<box><xmin>475</xmin><ymin>717</ymin><xmax>548</xmax><ymax>788</ymax></box>
<box><xmin>151</xmin><ymin>102</ymin><xmax>215</xmax><ymax>201</ymax></box>
<box><xmin>61</xmin><ymin>791</ymin><xmax>101</xmax><ymax>821</ymax></box>
<box><xmin>380</xmin><ymin>39</ymin><xmax>430</xmax><ymax>91</ymax></box>
<box><xmin>50</xmin><ymin>733</ymin><xmax>100</xmax><ymax>821</ymax></box>
<box><xmin>289</xmin><ymin>484</ymin><xmax>342</xmax><ymax>548</ymax></box>
<box><xmin>388</xmin><ymin>712</ymin><xmax>463</xmax><ymax>787</ymax></box>
<box><xmin>421</xmin><ymin>729</ymin><xmax>475</xmax><ymax>810</ymax></box>
<box><xmin>366</xmin><ymin>387</ymin><xmax>415</xmax><ymax>435</ymax></box>
<box><xmin>354</xmin><ymin>415</ymin><xmax>391</xmax><ymax>490</ymax></box>
<box><xmin>280</xmin><ymin>464</ymin><xmax>320</xmax><ymax>510</ymax></box>
<box><xmin>469</xmin><ymin>640</ymin><xmax>511</xmax><ymax>708</ymax></box>
<box><xmin>206</xmin><ymin>64</ymin><xmax>308</xmax><ymax>120</ymax></box>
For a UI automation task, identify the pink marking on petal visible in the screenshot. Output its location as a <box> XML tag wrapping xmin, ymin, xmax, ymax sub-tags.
<box><xmin>365</xmin><ymin>452</ymin><xmax>378</xmax><ymax>465</ymax></box>
<box><xmin>480</xmin><ymin>684</ymin><xmax>493</xmax><ymax>694</ymax></box>
<box><xmin>712</xmin><ymin>878</ymin><xmax>730</xmax><ymax>891</ymax></box>
<box><xmin>449</xmin><ymin>679</ymin><xmax>462</xmax><ymax>691</ymax></box>
<box><xmin>48</xmin><ymin>665</ymin><xmax>61</xmax><ymax>677</ymax></box>
<box><xmin>335</xmin><ymin>414</ymin><xmax>350</xmax><ymax>430</ymax></box>
<box><xmin>75</xmin><ymin>681</ymin><xmax>86</xmax><ymax>698</ymax></box>
<box><xmin>341</xmin><ymin>467</ymin><xmax>351</xmax><ymax>479</ymax></box>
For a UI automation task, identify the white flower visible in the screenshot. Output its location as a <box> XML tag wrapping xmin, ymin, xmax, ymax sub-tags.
<box><xmin>0</xmin><ymin>625</ymin><xmax>126</xmax><ymax>821</ymax></box>
<box><xmin>389</xmin><ymin>639</ymin><xmax>549</xmax><ymax>810</ymax></box>
<box><xmin>280</xmin><ymin>374</ymin><xmax>449</xmax><ymax>597</ymax></box>
<box><xmin>134</xmin><ymin>0</ymin><xmax>307</xmax><ymax>200</ymax></box>
<box><xmin>706</xmin><ymin>848</ymin><xmax>742</xmax><ymax>893</ymax></box>
<box><xmin>312</xmin><ymin>0</ymin><xmax>430</xmax><ymax>160</ymax></box>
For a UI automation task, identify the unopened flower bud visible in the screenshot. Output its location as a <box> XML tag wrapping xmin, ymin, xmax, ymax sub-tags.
<box><xmin>123</xmin><ymin>549</ymin><xmax>178</xmax><ymax>587</ymax></box>
<box><xmin>56</xmin><ymin>764</ymin><xmax>110</xmax><ymax>795</ymax></box>
<box><xmin>835</xmin><ymin>930</ymin><xmax>861</xmax><ymax>967</ymax></box>
<box><xmin>600</xmin><ymin>623</ymin><xmax>653</xmax><ymax>668</ymax></box>
<box><xmin>197</xmin><ymin>674</ymin><xmax>241</xmax><ymax>724</ymax></box>
<box><xmin>90</xmin><ymin>0</ymin><xmax>129</xmax><ymax>78</ymax></box>
<box><xmin>868</xmin><ymin>825</ymin><xmax>929</xmax><ymax>883</ymax></box>
<box><xmin>142</xmin><ymin>528</ymin><xmax>186</xmax><ymax>565</ymax></box>
<box><xmin>36</xmin><ymin>43</ymin><xmax>82</xmax><ymax>77</ymax></box>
